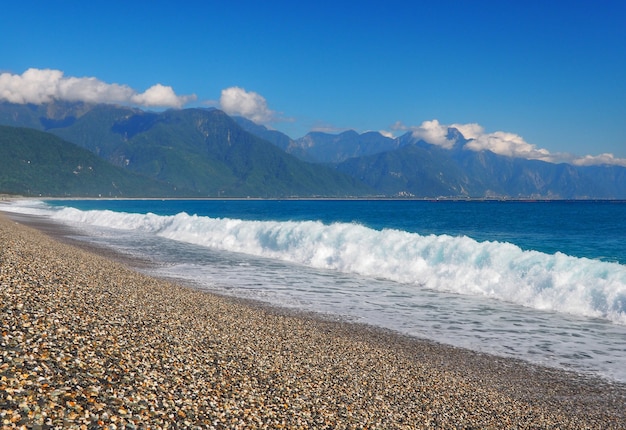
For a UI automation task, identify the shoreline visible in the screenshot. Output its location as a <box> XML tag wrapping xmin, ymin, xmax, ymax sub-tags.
<box><xmin>5</xmin><ymin>195</ymin><xmax>626</xmax><ymax>203</ymax></box>
<box><xmin>1</xmin><ymin>212</ymin><xmax>625</xmax><ymax>428</ymax></box>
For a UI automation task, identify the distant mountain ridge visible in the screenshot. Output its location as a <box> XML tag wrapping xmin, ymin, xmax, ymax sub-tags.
<box><xmin>337</xmin><ymin>135</ymin><xmax>626</xmax><ymax>199</ymax></box>
<box><xmin>0</xmin><ymin>125</ymin><xmax>191</xmax><ymax>197</ymax></box>
<box><xmin>0</xmin><ymin>102</ymin><xmax>372</xmax><ymax>197</ymax></box>
<box><xmin>1</xmin><ymin>101</ymin><xmax>625</xmax><ymax>198</ymax></box>
<box><xmin>238</xmin><ymin>119</ymin><xmax>626</xmax><ymax>199</ymax></box>
<box><xmin>292</xmin><ymin>130</ymin><xmax>398</xmax><ymax>163</ymax></box>
<box><xmin>233</xmin><ymin>117</ymin><xmax>398</xmax><ymax>163</ymax></box>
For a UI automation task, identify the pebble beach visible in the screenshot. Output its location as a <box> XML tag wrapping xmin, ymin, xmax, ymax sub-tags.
<box><xmin>1</xmin><ymin>212</ymin><xmax>625</xmax><ymax>429</ymax></box>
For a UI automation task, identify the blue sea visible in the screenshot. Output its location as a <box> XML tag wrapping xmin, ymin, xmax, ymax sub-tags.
<box><xmin>4</xmin><ymin>199</ymin><xmax>626</xmax><ymax>383</ymax></box>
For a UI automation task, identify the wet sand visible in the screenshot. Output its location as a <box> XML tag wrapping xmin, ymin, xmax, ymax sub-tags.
<box><xmin>1</xmin><ymin>212</ymin><xmax>625</xmax><ymax>428</ymax></box>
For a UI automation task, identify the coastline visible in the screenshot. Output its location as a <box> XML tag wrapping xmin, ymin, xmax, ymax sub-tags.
<box><xmin>1</xmin><ymin>212</ymin><xmax>625</xmax><ymax>428</ymax></box>
<box><xmin>6</xmin><ymin>195</ymin><xmax>626</xmax><ymax>202</ymax></box>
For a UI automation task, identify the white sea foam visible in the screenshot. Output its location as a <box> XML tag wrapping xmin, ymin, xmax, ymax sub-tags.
<box><xmin>16</xmin><ymin>203</ymin><xmax>620</xmax><ymax>326</ymax></box>
<box><xmin>5</xmin><ymin>199</ymin><xmax>626</xmax><ymax>381</ymax></box>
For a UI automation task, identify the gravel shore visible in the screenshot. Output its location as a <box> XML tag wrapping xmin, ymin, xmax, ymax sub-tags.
<box><xmin>1</xmin><ymin>213</ymin><xmax>625</xmax><ymax>429</ymax></box>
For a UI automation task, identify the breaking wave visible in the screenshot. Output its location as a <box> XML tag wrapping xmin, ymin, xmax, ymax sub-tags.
<box><xmin>30</xmin><ymin>204</ymin><xmax>624</xmax><ymax>325</ymax></box>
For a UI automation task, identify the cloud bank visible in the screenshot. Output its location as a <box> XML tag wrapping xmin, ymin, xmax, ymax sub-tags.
<box><xmin>0</xmin><ymin>68</ymin><xmax>196</xmax><ymax>108</ymax></box>
<box><xmin>392</xmin><ymin>119</ymin><xmax>626</xmax><ymax>167</ymax></box>
<box><xmin>2</xmin><ymin>69</ymin><xmax>622</xmax><ymax>167</ymax></box>
<box><xmin>219</xmin><ymin>86</ymin><xmax>276</xmax><ymax>124</ymax></box>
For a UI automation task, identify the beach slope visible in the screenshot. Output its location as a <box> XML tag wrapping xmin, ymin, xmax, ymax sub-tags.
<box><xmin>1</xmin><ymin>214</ymin><xmax>624</xmax><ymax>428</ymax></box>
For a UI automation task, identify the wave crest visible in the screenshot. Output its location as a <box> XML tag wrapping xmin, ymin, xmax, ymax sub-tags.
<box><xmin>45</xmin><ymin>206</ymin><xmax>626</xmax><ymax>325</ymax></box>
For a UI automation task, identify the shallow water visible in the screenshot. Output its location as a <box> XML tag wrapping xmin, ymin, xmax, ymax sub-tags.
<box><xmin>5</xmin><ymin>199</ymin><xmax>626</xmax><ymax>382</ymax></box>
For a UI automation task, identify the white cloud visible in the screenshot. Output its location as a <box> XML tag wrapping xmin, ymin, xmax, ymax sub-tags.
<box><xmin>219</xmin><ymin>86</ymin><xmax>275</xmax><ymax>124</ymax></box>
<box><xmin>448</xmin><ymin>122</ymin><xmax>483</xmax><ymax>140</ymax></box>
<box><xmin>131</xmin><ymin>83</ymin><xmax>195</xmax><ymax>108</ymax></box>
<box><xmin>456</xmin><ymin>126</ymin><xmax>626</xmax><ymax>166</ymax></box>
<box><xmin>570</xmin><ymin>153</ymin><xmax>626</xmax><ymax>167</ymax></box>
<box><xmin>408</xmin><ymin>119</ymin><xmax>457</xmax><ymax>149</ymax></box>
<box><xmin>459</xmin><ymin>127</ymin><xmax>553</xmax><ymax>161</ymax></box>
<box><xmin>390</xmin><ymin>118</ymin><xmax>626</xmax><ymax>167</ymax></box>
<box><xmin>0</xmin><ymin>68</ymin><xmax>196</xmax><ymax>108</ymax></box>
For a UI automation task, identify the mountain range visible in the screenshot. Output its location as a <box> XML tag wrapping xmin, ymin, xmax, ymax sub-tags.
<box><xmin>0</xmin><ymin>125</ymin><xmax>189</xmax><ymax>197</ymax></box>
<box><xmin>237</xmin><ymin>115</ymin><xmax>626</xmax><ymax>199</ymax></box>
<box><xmin>0</xmin><ymin>102</ymin><xmax>371</xmax><ymax>197</ymax></box>
<box><xmin>1</xmin><ymin>101</ymin><xmax>625</xmax><ymax>199</ymax></box>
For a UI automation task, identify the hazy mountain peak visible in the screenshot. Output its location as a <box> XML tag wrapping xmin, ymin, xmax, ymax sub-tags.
<box><xmin>0</xmin><ymin>101</ymin><xmax>624</xmax><ymax>199</ymax></box>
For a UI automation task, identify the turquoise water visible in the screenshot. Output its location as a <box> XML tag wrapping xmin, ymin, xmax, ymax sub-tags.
<box><xmin>46</xmin><ymin>199</ymin><xmax>626</xmax><ymax>264</ymax></box>
<box><xmin>6</xmin><ymin>199</ymin><xmax>626</xmax><ymax>382</ymax></box>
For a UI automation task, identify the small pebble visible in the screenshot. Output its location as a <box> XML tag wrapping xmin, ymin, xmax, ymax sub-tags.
<box><xmin>1</xmin><ymin>212</ymin><xmax>625</xmax><ymax>429</ymax></box>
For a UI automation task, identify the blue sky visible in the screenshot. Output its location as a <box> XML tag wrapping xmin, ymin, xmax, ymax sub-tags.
<box><xmin>1</xmin><ymin>0</ymin><xmax>625</xmax><ymax>164</ymax></box>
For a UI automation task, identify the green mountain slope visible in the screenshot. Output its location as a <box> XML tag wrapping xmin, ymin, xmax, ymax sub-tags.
<box><xmin>0</xmin><ymin>126</ymin><xmax>194</xmax><ymax>197</ymax></box>
<box><xmin>115</xmin><ymin>109</ymin><xmax>373</xmax><ymax>196</ymax></box>
<box><xmin>0</xmin><ymin>102</ymin><xmax>372</xmax><ymax>197</ymax></box>
<box><xmin>40</xmin><ymin>105</ymin><xmax>372</xmax><ymax>197</ymax></box>
<box><xmin>3</xmin><ymin>101</ymin><xmax>623</xmax><ymax>199</ymax></box>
